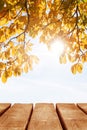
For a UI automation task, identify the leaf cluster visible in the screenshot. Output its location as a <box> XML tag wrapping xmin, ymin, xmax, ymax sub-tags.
<box><xmin>0</xmin><ymin>0</ymin><xmax>87</xmax><ymax>82</ymax></box>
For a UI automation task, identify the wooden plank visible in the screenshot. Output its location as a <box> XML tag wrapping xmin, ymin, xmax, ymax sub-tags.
<box><xmin>28</xmin><ymin>103</ymin><xmax>63</xmax><ymax>130</ymax></box>
<box><xmin>0</xmin><ymin>103</ymin><xmax>33</xmax><ymax>130</ymax></box>
<box><xmin>56</xmin><ymin>103</ymin><xmax>87</xmax><ymax>130</ymax></box>
<box><xmin>77</xmin><ymin>103</ymin><xmax>87</xmax><ymax>114</ymax></box>
<box><xmin>0</xmin><ymin>103</ymin><xmax>11</xmax><ymax>116</ymax></box>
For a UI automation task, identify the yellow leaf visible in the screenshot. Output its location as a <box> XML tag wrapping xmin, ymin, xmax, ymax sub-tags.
<box><xmin>0</xmin><ymin>18</ymin><xmax>8</xmax><ymax>26</ymax></box>
<box><xmin>1</xmin><ymin>72</ymin><xmax>7</xmax><ymax>83</ymax></box>
<box><xmin>13</xmin><ymin>71</ymin><xmax>17</xmax><ymax>77</ymax></box>
<box><xmin>7</xmin><ymin>68</ymin><xmax>12</xmax><ymax>77</ymax></box>
<box><xmin>8</xmin><ymin>71</ymin><xmax>12</xmax><ymax>77</ymax></box>
<box><xmin>29</xmin><ymin>62</ymin><xmax>33</xmax><ymax>70</ymax></box>
<box><xmin>59</xmin><ymin>55</ymin><xmax>66</xmax><ymax>64</ymax></box>
<box><xmin>82</xmin><ymin>55</ymin><xmax>85</xmax><ymax>63</ymax></box>
<box><xmin>5</xmin><ymin>49</ymin><xmax>10</xmax><ymax>58</ymax></box>
<box><xmin>12</xmin><ymin>47</ymin><xmax>17</xmax><ymax>56</ymax></box>
<box><xmin>24</xmin><ymin>63</ymin><xmax>29</xmax><ymax>73</ymax></box>
<box><xmin>25</xmin><ymin>42</ymin><xmax>33</xmax><ymax>52</ymax></box>
<box><xmin>71</xmin><ymin>65</ymin><xmax>77</xmax><ymax>74</ymax></box>
<box><xmin>77</xmin><ymin>63</ymin><xmax>83</xmax><ymax>73</ymax></box>
<box><xmin>17</xmin><ymin>35</ymin><xmax>24</xmax><ymax>42</ymax></box>
<box><xmin>18</xmin><ymin>16</ymin><xmax>27</xmax><ymax>23</ymax></box>
<box><xmin>13</xmin><ymin>67</ymin><xmax>22</xmax><ymax>76</ymax></box>
<box><xmin>31</xmin><ymin>55</ymin><xmax>39</xmax><ymax>64</ymax></box>
<box><xmin>0</xmin><ymin>62</ymin><xmax>6</xmax><ymax>69</ymax></box>
<box><xmin>63</xmin><ymin>55</ymin><xmax>66</xmax><ymax>64</ymax></box>
<box><xmin>6</xmin><ymin>0</ymin><xmax>19</xmax><ymax>5</ymax></box>
<box><xmin>9</xmin><ymin>41</ymin><xmax>14</xmax><ymax>48</ymax></box>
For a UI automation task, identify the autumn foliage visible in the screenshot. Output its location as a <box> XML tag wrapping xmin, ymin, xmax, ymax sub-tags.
<box><xmin>0</xmin><ymin>0</ymin><xmax>87</xmax><ymax>82</ymax></box>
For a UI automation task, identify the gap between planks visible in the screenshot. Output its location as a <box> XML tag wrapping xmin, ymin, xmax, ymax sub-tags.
<box><xmin>0</xmin><ymin>103</ymin><xmax>87</xmax><ymax>130</ymax></box>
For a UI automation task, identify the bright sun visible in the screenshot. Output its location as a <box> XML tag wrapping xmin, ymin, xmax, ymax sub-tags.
<box><xmin>50</xmin><ymin>38</ymin><xmax>64</xmax><ymax>57</ymax></box>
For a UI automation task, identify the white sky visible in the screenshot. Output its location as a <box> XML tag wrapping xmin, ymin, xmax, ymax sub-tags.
<box><xmin>0</xmin><ymin>37</ymin><xmax>87</xmax><ymax>104</ymax></box>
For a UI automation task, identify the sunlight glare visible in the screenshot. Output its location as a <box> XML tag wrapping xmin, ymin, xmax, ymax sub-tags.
<box><xmin>50</xmin><ymin>38</ymin><xmax>64</xmax><ymax>57</ymax></box>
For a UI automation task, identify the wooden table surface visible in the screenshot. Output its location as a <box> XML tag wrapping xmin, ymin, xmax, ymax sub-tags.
<box><xmin>0</xmin><ymin>103</ymin><xmax>87</xmax><ymax>130</ymax></box>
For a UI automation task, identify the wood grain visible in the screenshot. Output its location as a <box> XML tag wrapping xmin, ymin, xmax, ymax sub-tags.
<box><xmin>0</xmin><ymin>103</ymin><xmax>87</xmax><ymax>130</ymax></box>
<box><xmin>56</xmin><ymin>103</ymin><xmax>87</xmax><ymax>130</ymax></box>
<box><xmin>0</xmin><ymin>103</ymin><xmax>11</xmax><ymax>116</ymax></box>
<box><xmin>77</xmin><ymin>103</ymin><xmax>87</xmax><ymax>114</ymax></box>
<box><xmin>0</xmin><ymin>103</ymin><xmax>33</xmax><ymax>130</ymax></box>
<box><xmin>28</xmin><ymin>103</ymin><xmax>63</xmax><ymax>130</ymax></box>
